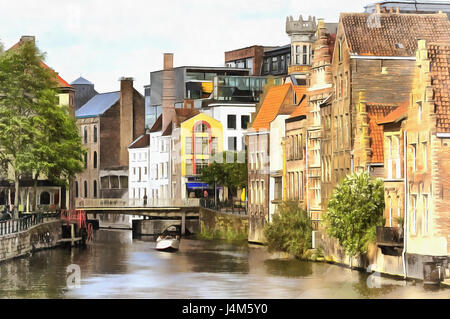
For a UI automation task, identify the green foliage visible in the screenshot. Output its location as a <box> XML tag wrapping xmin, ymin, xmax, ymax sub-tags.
<box><xmin>395</xmin><ymin>216</ymin><xmax>404</xmax><ymax>227</ymax></box>
<box><xmin>264</xmin><ymin>201</ymin><xmax>312</xmax><ymax>258</ymax></box>
<box><xmin>0</xmin><ymin>40</ymin><xmax>84</xmax><ymax>213</ymax></box>
<box><xmin>324</xmin><ymin>171</ymin><xmax>385</xmax><ymax>258</ymax></box>
<box><xmin>200</xmin><ymin>151</ymin><xmax>248</xmax><ymax>197</ymax></box>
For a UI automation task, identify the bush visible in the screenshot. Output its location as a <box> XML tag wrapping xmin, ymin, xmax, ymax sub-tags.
<box><xmin>264</xmin><ymin>201</ymin><xmax>312</xmax><ymax>258</ymax></box>
<box><xmin>324</xmin><ymin>171</ymin><xmax>385</xmax><ymax>258</ymax></box>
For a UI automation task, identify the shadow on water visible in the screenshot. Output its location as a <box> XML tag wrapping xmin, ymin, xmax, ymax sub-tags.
<box><xmin>264</xmin><ymin>259</ymin><xmax>313</xmax><ymax>278</ymax></box>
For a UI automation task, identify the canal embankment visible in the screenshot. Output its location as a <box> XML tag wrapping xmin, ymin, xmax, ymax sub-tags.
<box><xmin>0</xmin><ymin>219</ymin><xmax>63</xmax><ymax>263</ymax></box>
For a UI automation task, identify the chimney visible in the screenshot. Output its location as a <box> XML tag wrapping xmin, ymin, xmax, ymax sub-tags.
<box><xmin>119</xmin><ymin>77</ymin><xmax>135</xmax><ymax>166</ymax></box>
<box><xmin>20</xmin><ymin>35</ymin><xmax>35</xmax><ymax>44</ymax></box>
<box><xmin>389</xmin><ymin>7</ymin><xmax>393</xmax><ymax>13</ymax></box>
<box><xmin>164</xmin><ymin>53</ymin><xmax>174</xmax><ymax>70</ymax></box>
<box><xmin>376</xmin><ymin>3</ymin><xmax>381</xmax><ymax>14</ymax></box>
<box><xmin>396</xmin><ymin>7</ymin><xmax>400</xmax><ymax>14</ymax></box>
<box><xmin>162</xmin><ymin>53</ymin><xmax>176</xmax><ymax>131</ymax></box>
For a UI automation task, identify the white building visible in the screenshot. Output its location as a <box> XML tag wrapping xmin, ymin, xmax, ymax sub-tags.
<box><xmin>128</xmin><ymin>134</ymin><xmax>150</xmax><ymax>202</ymax></box>
<box><xmin>148</xmin><ymin>128</ymin><xmax>171</xmax><ymax>200</ymax></box>
<box><xmin>202</xmin><ymin>103</ymin><xmax>255</xmax><ymax>153</ymax></box>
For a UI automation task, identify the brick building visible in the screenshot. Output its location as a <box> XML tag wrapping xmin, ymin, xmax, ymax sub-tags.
<box><xmin>75</xmin><ymin>78</ymin><xmax>145</xmax><ymax>201</ymax></box>
<box><xmin>247</xmin><ymin>83</ymin><xmax>304</xmax><ymax>243</ymax></box>
<box><xmin>285</xmin><ymin>97</ymin><xmax>308</xmax><ymax>212</ymax></box>
<box><xmin>306</xmin><ymin>19</ymin><xmax>336</xmax><ymax>226</ymax></box>
<box><xmin>403</xmin><ymin>40</ymin><xmax>450</xmax><ymax>279</ymax></box>
<box><xmin>325</xmin><ymin>11</ymin><xmax>450</xmax><ymax>211</ymax></box>
<box><xmin>225</xmin><ymin>45</ymin><xmax>278</xmax><ymax>76</ymax></box>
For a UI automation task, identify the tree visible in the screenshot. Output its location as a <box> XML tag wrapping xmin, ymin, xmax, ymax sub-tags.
<box><xmin>324</xmin><ymin>172</ymin><xmax>385</xmax><ymax>265</ymax></box>
<box><xmin>200</xmin><ymin>151</ymin><xmax>247</xmax><ymax>200</ymax></box>
<box><xmin>0</xmin><ymin>40</ymin><xmax>84</xmax><ymax>215</ymax></box>
<box><xmin>264</xmin><ymin>201</ymin><xmax>312</xmax><ymax>257</ymax></box>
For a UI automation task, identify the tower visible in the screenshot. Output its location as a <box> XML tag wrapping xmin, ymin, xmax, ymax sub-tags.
<box><xmin>286</xmin><ymin>15</ymin><xmax>317</xmax><ymax>85</ymax></box>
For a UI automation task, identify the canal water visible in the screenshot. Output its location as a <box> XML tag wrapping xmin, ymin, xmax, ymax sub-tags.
<box><xmin>0</xmin><ymin>229</ymin><xmax>448</xmax><ymax>299</ymax></box>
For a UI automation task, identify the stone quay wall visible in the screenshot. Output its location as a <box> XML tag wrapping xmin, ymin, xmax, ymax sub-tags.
<box><xmin>0</xmin><ymin>220</ymin><xmax>62</xmax><ymax>263</ymax></box>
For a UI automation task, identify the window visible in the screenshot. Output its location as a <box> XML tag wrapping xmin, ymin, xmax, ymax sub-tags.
<box><xmin>338</xmin><ymin>40</ymin><xmax>343</xmax><ymax>62</ymax></box>
<box><xmin>422</xmin><ymin>142</ymin><xmax>427</xmax><ymax>171</ymax></box>
<box><xmin>93</xmin><ymin>126</ymin><xmax>97</xmax><ymax>143</ymax></box>
<box><xmin>75</xmin><ymin>181</ymin><xmax>79</xmax><ymax>198</ymax></box>
<box><xmin>388</xmin><ymin>197</ymin><xmax>393</xmax><ymax>227</ymax></box>
<box><xmin>387</xmin><ymin>136</ymin><xmax>393</xmax><ymax>179</ymax></box>
<box><xmin>228</xmin><ymin>137</ymin><xmax>237</xmax><ymax>151</ymax></box>
<box><xmin>271</xmin><ymin>57</ymin><xmax>278</xmax><ymax>72</ymax></box>
<box><xmin>411</xmin><ymin>144</ymin><xmax>417</xmax><ymax>172</ymax></box>
<box><xmin>185</xmin><ymin>137</ymin><xmax>192</xmax><ymax>154</ymax></box>
<box><xmin>228</xmin><ymin>115</ymin><xmax>236</xmax><ymax>129</ymax></box>
<box><xmin>40</xmin><ymin>192</ymin><xmax>50</xmax><ymax>205</ymax></box>
<box><xmin>411</xmin><ymin>195</ymin><xmax>417</xmax><ymax>234</ymax></box>
<box><xmin>302</xmin><ymin>45</ymin><xmax>308</xmax><ymax>65</ymax></box>
<box><xmin>84</xmin><ymin>127</ymin><xmax>88</xmax><ymax>144</ymax></box>
<box><xmin>263</xmin><ymin>58</ymin><xmax>270</xmax><ymax>73</ymax></box>
<box><xmin>195</xmin><ymin>137</ymin><xmax>209</xmax><ymax>155</ymax></box>
<box><xmin>84</xmin><ymin>153</ymin><xmax>88</xmax><ymax>169</ymax></box>
<box><xmin>417</xmin><ymin>101</ymin><xmax>422</xmax><ymax>121</ymax></box>
<box><xmin>295</xmin><ymin>45</ymin><xmax>301</xmax><ymax>64</ymax></box>
<box><xmin>423</xmin><ymin>195</ymin><xmax>428</xmax><ymax>235</ymax></box>
<box><xmin>93</xmin><ymin>180</ymin><xmax>97</xmax><ymax>198</ymax></box>
<box><xmin>195</xmin><ymin>123</ymin><xmax>209</xmax><ymax>133</ymax></box>
<box><xmin>93</xmin><ymin>151</ymin><xmax>97</xmax><ymax>169</ymax></box>
<box><xmin>274</xmin><ymin>177</ymin><xmax>282</xmax><ymax>200</ymax></box>
<box><xmin>84</xmin><ymin>181</ymin><xmax>88</xmax><ymax>198</ymax></box>
<box><xmin>241</xmin><ymin>115</ymin><xmax>250</xmax><ymax>129</ymax></box>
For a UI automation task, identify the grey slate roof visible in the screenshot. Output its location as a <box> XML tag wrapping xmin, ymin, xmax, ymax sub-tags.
<box><xmin>75</xmin><ymin>91</ymin><xmax>120</xmax><ymax>118</ymax></box>
<box><xmin>71</xmin><ymin>76</ymin><xmax>94</xmax><ymax>85</ymax></box>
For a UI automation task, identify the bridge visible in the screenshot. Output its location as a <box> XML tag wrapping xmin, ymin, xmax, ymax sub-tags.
<box><xmin>75</xmin><ymin>198</ymin><xmax>247</xmax><ymax>236</ymax></box>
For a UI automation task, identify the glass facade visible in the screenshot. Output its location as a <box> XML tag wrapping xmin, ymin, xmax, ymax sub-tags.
<box><xmin>215</xmin><ymin>76</ymin><xmax>268</xmax><ymax>103</ymax></box>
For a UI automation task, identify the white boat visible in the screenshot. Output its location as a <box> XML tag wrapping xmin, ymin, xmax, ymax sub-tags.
<box><xmin>155</xmin><ymin>225</ymin><xmax>181</xmax><ymax>252</ymax></box>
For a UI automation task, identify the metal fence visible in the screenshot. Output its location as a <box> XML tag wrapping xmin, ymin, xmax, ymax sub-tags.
<box><xmin>0</xmin><ymin>212</ymin><xmax>61</xmax><ymax>236</ymax></box>
<box><xmin>200</xmin><ymin>199</ymin><xmax>248</xmax><ymax>215</ymax></box>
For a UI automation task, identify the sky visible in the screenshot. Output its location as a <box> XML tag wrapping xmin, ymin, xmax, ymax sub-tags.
<box><xmin>0</xmin><ymin>0</ymin><xmax>374</xmax><ymax>94</ymax></box>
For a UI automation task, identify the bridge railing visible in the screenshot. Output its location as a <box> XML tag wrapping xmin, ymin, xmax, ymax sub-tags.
<box><xmin>75</xmin><ymin>198</ymin><xmax>201</xmax><ymax>209</ymax></box>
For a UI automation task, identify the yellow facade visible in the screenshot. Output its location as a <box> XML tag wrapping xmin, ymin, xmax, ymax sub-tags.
<box><xmin>180</xmin><ymin>113</ymin><xmax>223</xmax><ymax>177</ymax></box>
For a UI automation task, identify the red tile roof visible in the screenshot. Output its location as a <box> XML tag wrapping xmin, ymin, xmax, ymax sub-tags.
<box><xmin>288</xmin><ymin>98</ymin><xmax>307</xmax><ymax>119</ymax></box>
<box><xmin>341</xmin><ymin>13</ymin><xmax>450</xmax><ymax>57</ymax></box>
<box><xmin>251</xmin><ymin>84</ymin><xmax>291</xmax><ymax>131</ymax></box>
<box><xmin>428</xmin><ymin>42</ymin><xmax>450</xmax><ymax>133</ymax></box>
<box><xmin>377</xmin><ymin>101</ymin><xmax>409</xmax><ymax>125</ymax></box>
<box><xmin>367</xmin><ymin>103</ymin><xmax>398</xmax><ymax>163</ymax></box>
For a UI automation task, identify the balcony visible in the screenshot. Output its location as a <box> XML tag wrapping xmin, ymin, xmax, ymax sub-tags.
<box><xmin>376</xmin><ymin>226</ymin><xmax>404</xmax><ymax>256</ymax></box>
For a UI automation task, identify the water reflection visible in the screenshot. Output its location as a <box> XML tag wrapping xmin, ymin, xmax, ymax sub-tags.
<box><xmin>0</xmin><ymin>229</ymin><xmax>448</xmax><ymax>299</ymax></box>
<box><xmin>264</xmin><ymin>259</ymin><xmax>313</xmax><ymax>278</ymax></box>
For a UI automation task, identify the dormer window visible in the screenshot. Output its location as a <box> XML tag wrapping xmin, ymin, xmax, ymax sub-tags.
<box><xmin>395</xmin><ymin>43</ymin><xmax>404</xmax><ymax>49</ymax></box>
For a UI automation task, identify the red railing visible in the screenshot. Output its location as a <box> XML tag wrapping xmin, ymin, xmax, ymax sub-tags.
<box><xmin>60</xmin><ymin>209</ymin><xmax>87</xmax><ymax>228</ymax></box>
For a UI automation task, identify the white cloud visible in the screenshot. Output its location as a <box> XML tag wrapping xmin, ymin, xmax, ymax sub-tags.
<box><xmin>0</xmin><ymin>0</ymin><xmax>373</xmax><ymax>94</ymax></box>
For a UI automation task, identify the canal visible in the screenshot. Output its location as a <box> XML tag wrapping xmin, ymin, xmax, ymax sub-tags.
<box><xmin>0</xmin><ymin>229</ymin><xmax>448</xmax><ymax>299</ymax></box>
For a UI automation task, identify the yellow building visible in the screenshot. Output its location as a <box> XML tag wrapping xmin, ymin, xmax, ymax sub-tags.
<box><xmin>180</xmin><ymin>113</ymin><xmax>223</xmax><ymax>198</ymax></box>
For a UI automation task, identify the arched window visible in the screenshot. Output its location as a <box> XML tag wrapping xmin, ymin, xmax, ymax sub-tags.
<box><xmin>84</xmin><ymin>181</ymin><xmax>88</xmax><ymax>198</ymax></box>
<box><xmin>338</xmin><ymin>40</ymin><xmax>343</xmax><ymax>62</ymax></box>
<box><xmin>93</xmin><ymin>151</ymin><xmax>97</xmax><ymax>169</ymax></box>
<box><xmin>40</xmin><ymin>192</ymin><xmax>50</xmax><ymax>205</ymax></box>
<box><xmin>84</xmin><ymin>153</ymin><xmax>88</xmax><ymax>169</ymax></box>
<box><xmin>93</xmin><ymin>180</ymin><xmax>97</xmax><ymax>198</ymax></box>
<box><xmin>0</xmin><ymin>191</ymin><xmax>5</xmax><ymax>205</ymax></box>
<box><xmin>75</xmin><ymin>181</ymin><xmax>79</xmax><ymax>198</ymax></box>
<box><xmin>93</xmin><ymin>126</ymin><xmax>98</xmax><ymax>143</ymax></box>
